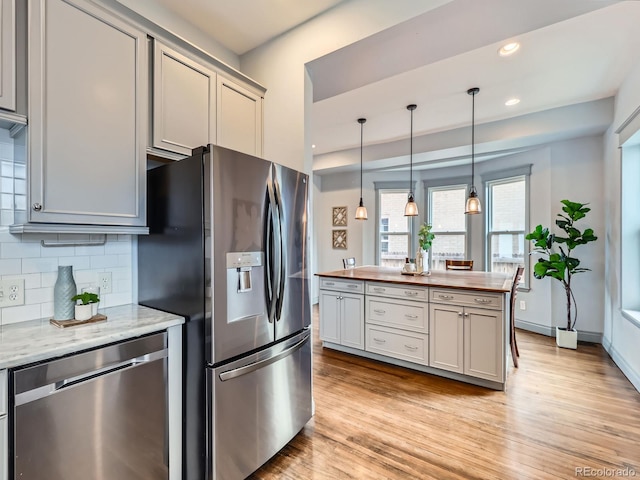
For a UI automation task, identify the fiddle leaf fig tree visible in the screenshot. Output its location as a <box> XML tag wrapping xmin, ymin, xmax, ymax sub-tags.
<box><xmin>525</xmin><ymin>200</ymin><xmax>597</xmax><ymax>331</ymax></box>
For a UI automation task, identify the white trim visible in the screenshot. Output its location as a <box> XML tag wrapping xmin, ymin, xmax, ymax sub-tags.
<box><xmin>514</xmin><ymin>319</ymin><xmax>602</xmax><ymax>343</ymax></box>
<box><xmin>621</xmin><ymin>309</ymin><xmax>640</xmax><ymax>329</ymax></box>
<box><xmin>603</xmin><ymin>341</ymin><xmax>640</xmax><ymax>393</ymax></box>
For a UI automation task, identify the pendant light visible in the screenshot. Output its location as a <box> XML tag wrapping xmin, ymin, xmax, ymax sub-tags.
<box><xmin>355</xmin><ymin>118</ymin><xmax>368</xmax><ymax>220</ymax></box>
<box><xmin>465</xmin><ymin>87</ymin><xmax>482</xmax><ymax>215</ymax></box>
<box><xmin>404</xmin><ymin>104</ymin><xmax>419</xmax><ymax>216</ymax></box>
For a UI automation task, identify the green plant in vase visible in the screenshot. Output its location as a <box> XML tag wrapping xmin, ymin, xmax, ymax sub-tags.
<box><xmin>71</xmin><ymin>292</ymin><xmax>100</xmax><ymax>321</ymax></box>
<box><xmin>525</xmin><ymin>199</ymin><xmax>597</xmax><ymax>349</ymax></box>
<box><xmin>416</xmin><ymin>223</ymin><xmax>436</xmax><ymax>273</ymax></box>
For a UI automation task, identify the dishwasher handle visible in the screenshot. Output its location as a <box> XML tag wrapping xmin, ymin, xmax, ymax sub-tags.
<box><xmin>15</xmin><ymin>349</ymin><xmax>167</xmax><ymax>406</ymax></box>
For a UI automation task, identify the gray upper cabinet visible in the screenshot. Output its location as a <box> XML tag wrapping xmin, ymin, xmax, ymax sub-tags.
<box><xmin>0</xmin><ymin>0</ymin><xmax>15</xmax><ymax>112</ymax></box>
<box><xmin>25</xmin><ymin>0</ymin><xmax>147</xmax><ymax>228</ymax></box>
<box><xmin>217</xmin><ymin>75</ymin><xmax>263</xmax><ymax>157</ymax></box>
<box><xmin>152</xmin><ymin>40</ymin><xmax>216</xmax><ymax>156</ymax></box>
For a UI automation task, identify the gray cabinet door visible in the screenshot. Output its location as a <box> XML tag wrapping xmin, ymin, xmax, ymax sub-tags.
<box><xmin>216</xmin><ymin>75</ymin><xmax>263</xmax><ymax>157</ymax></box>
<box><xmin>429</xmin><ymin>303</ymin><xmax>464</xmax><ymax>373</ymax></box>
<box><xmin>340</xmin><ymin>292</ymin><xmax>364</xmax><ymax>349</ymax></box>
<box><xmin>464</xmin><ymin>306</ymin><xmax>504</xmax><ymax>382</ymax></box>
<box><xmin>152</xmin><ymin>40</ymin><xmax>216</xmax><ymax>156</ymax></box>
<box><xmin>319</xmin><ymin>290</ymin><xmax>340</xmax><ymax>344</ymax></box>
<box><xmin>28</xmin><ymin>0</ymin><xmax>147</xmax><ymax>226</ymax></box>
<box><xmin>0</xmin><ymin>0</ymin><xmax>15</xmax><ymax>112</ymax></box>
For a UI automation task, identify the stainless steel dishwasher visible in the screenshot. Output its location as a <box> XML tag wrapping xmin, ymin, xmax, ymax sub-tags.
<box><xmin>11</xmin><ymin>332</ymin><xmax>169</xmax><ymax>480</ymax></box>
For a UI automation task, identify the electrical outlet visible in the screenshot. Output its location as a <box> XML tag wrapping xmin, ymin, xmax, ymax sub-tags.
<box><xmin>519</xmin><ymin>300</ymin><xmax>526</xmax><ymax>310</ymax></box>
<box><xmin>0</xmin><ymin>279</ymin><xmax>25</xmax><ymax>307</ymax></box>
<box><xmin>98</xmin><ymin>272</ymin><xmax>112</xmax><ymax>294</ymax></box>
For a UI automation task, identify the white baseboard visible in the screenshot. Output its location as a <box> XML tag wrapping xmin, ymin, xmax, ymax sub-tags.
<box><xmin>312</xmin><ymin>296</ymin><xmax>319</xmax><ymax>305</ymax></box>
<box><xmin>603</xmin><ymin>341</ymin><xmax>640</xmax><ymax>393</ymax></box>
<box><xmin>514</xmin><ymin>319</ymin><xmax>602</xmax><ymax>343</ymax></box>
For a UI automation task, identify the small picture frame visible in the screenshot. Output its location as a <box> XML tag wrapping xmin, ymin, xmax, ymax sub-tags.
<box><xmin>332</xmin><ymin>229</ymin><xmax>347</xmax><ymax>249</ymax></box>
<box><xmin>332</xmin><ymin>206</ymin><xmax>347</xmax><ymax>226</ymax></box>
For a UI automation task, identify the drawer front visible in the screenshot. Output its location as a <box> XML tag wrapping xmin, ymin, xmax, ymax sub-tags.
<box><xmin>0</xmin><ymin>370</ymin><xmax>5</xmax><ymax>416</ymax></box>
<box><xmin>431</xmin><ymin>288</ymin><xmax>503</xmax><ymax>310</ymax></box>
<box><xmin>366</xmin><ymin>325</ymin><xmax>428</xmax><ymax>365</ymax></box>
<box><xmin>320</xmin><ymin>278</ymin><xmax>364</xmax><ymax>294</ymax></box>
<box><xmin>366</xmin><ymin>297</ymin><xmax>428</xmax><ymax>333</ymax></box>
<box><xmin>366</xmin><ymin>282</ymin><xmax>428</xmax><ymax>301</ymax></box>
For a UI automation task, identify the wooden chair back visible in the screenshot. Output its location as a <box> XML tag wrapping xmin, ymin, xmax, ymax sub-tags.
<box><xmin>342</xmin><ymin>257</ymin><xmax>356</xmax><ymax>269</ymax></box>
<box><xmin>509</xmin><ymin>265</ymin><xmax>525</xmax><ymax>367</ymax></box>
<box><xmin>445</xmin><ymin>260</ymin><xmax>473</xmax><ymax>271</ymax></box>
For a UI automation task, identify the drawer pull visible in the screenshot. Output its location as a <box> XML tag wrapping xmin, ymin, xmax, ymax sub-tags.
<box><xmin>438</xmin><ymin>294</ymin><xmax>454</xmax><ymax>300</ymax></box>
<box><xmin>347</xmin><ymin>284</ymin><xmax>359</xmax><ymax>289</ymax></box>
<box><xmin>404</xmin><ymin>344</ymin><xmax>418</xmax><ymax>351</ymax></box>
<box><xmin>404</xmin><ymin>291</ymin><xmax>418</xmax><ymax>296</ymax></box>
<box><xmin>474</xmin><ymin>298</ymin><xmax>493</xmax><ymax>304</ymax></box>
<box><xmin>404</xmin><ymin>314</ymin><xmax>418</xmax><ymax>319</ymax></box>
<box><xmin>373</xmin><ymin>337</ymin><xmax>386</xmax><ymax>344</ymax></box>
<box><xmin>458</xmin><ymin>312</ymin><xmax>463</xmax><ymax>316</ymax></box>
<box><xmin>325</xmin><ymin>282</ymin><xmax>335</xmax><ymax>286</ymax></box>
<box><xmin>373</xmin><ymin>287</ymin><xmax>385</xmax><ymax>292</ymax></box>
<box><xmin>373</xmin><ymin>309</ymin><xmax>386</xmax><ymax>314</ymax></box>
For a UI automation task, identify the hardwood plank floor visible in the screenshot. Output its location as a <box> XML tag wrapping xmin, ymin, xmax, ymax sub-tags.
<box><xmin>251</xmin><ymin>306</ymin><xmax>640</xmax><ymax>479</ymax></box>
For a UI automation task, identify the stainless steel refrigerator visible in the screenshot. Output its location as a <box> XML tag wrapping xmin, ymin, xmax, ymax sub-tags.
<box><xmin>138</xmin><ymin>145</ymin><xmax>312</xmax><ymax>480</ymax></box>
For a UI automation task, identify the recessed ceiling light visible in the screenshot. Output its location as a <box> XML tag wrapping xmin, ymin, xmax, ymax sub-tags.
<box><xmin>498</xmin><ymin>42</ymin><xmax>520</xmax><ymax>57</ymax></box>
<box><xmin>505</xmin><ymin>98</ymin><xmax>520</xmax><ymax>106</ymax></box>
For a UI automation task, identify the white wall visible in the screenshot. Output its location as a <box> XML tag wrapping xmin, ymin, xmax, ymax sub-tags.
<box><xmin>603</xmin><ymin>56</ymin><xmax>640</xmax><ymax>391</ymax></box>
<box><xmin>314</xmin><ymin>135</ymin><xmax>605</xmax><ymax>339</ymax></box>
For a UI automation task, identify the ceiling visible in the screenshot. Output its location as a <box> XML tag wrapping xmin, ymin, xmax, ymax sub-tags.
<box><xmin>140</xmin><ymin>0</ymin><xmax>640</xmax><ymax>175</ymax></box>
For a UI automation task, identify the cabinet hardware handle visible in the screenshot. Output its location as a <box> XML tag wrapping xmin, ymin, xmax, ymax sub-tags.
<box><xmin>474</xmin><ymin>298</ymin><xmax>492</xmax><ymax>304</ymax></box>
<box><xmin>458</xmin><ymin>312</ymin><xmax>463</xmax><ymax>316</ymax></box>
<box><xmin>404</xmin><ymin>291</ymin><xmax>418</xmax><ymax>296</ymax></box>
<box><xmin>32</xmin><ymin>203</ymin><xmax>42</xmax><ymax>212</ymax></box>
<box><xmin>373</xmin><ymin>337</ymin><xmax>386</xmax><ymax>343</ymax></box>
<box><xmin>405</xmin><ymin>314</ymin><xmax>418</xmax><ymax>319</ymax></box>
<box><xmin>325</xmin><ymin>282</ymin><xmax>335</xmax><ymax>286</ymax></box>
<box><xmin>464</xmin><ymin>313</ymin><xmax>469</xmax><ymax>317</ymax></box>
<box><xmin>438</xmin><ymin>294</ymin><xmax>454</xmax><ymax>300</ymax></box>
<box><xmin>373</xmin><ymin>287</ymin><xmax>385</xmax><ymax>292</ymax></box>
<box><xmin>404</xmin><ymin>344</ymin><xmax>418</xmax><ymax>351</ymax></box>
<box><xmin>373</xmin><ymin>309</ymin><xmax>386</xmax><ymax>314</ymax></box>
<box><xmin>336</xmin><ymin>296</ymin><xmax>343</xmax><ymax>300</ymax></box>
<box><xmin>347</xmin><ymin>284</ymin><xmax>359</xmax><ymax>288</ymax></box>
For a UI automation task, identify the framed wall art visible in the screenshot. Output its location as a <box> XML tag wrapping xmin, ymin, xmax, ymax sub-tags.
<box><xmin>332</xmin><ymin>206</ymin><xmax>347</xmax><ymax>226</ymax></box>
<box><xmin>332</xmin><ymin>229</ymin><xmax>347</xmax><ymax>249</ymax></box>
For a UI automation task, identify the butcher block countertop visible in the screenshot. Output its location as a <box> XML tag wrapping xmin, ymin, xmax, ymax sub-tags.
<box><xmin>317</xmin><ymin>266</ymin><xmax>512</xmax><ymax>293</ymax></box>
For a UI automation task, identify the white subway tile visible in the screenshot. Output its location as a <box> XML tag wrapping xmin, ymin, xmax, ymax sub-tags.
<box><xmin>2</xmin><ymin>273</ymin><xmax>41</xmax><ymax>289</ymax></box>
<box><xmin>22</xmin><ymin>257</ymin><xmax>58</xmax><ymax>274</ymax></box>
<box><xmin>117</xmin><ymin>234</ymin><xmax>132</xmax><ymax>242</ymax></box>
<box><xmin>90</xmin><ymin>255</ymin><xmax>119</xmax><ymax>269</ymax></box>
<box><xmin>22</xmin><ymin>233</ymin><xmax>57</xmax><ymax>243</ymax></box>
<box><xmin>41</xmin><ymin>271</ymin><xmax>57</xmax><ymax>287</ymax></box>
<box><xmin>26</xmin><ymin>287</ymin><xmax>54</xmax><ymax>305</ymax></box>
<box><xmin>0</xmin><ymin>230</ymin><xmax>22</xmax><ymax>243</ymax></box>
<box><xmin>41</xmin><ymin>302</ymin><xmax>54</xmax><ymax>318</ymax></box>
<box><xmin>105</xmin><ymin>241</ymin><xmax>131</xmax><ymax>255</ymax></box>
<box><xmin>2</xmin><ymin>304</ymin><xmax>42</xmax><ymax>325</ymax></box>
<box><xmin>74</xmin><ymin>269</ymin><xmax>95</xmax><ymax>284</ymax></box>
<box><xmin>111</xmin><ymin>267</ymin><xmax>131</xmax><ymax>281</ymax></box>
<box><xmin>41</xmin><ymin>245</ymin><xmax>75</xmax><ymax>257</ymax></box>
<box><xmin>102</xmin><ymin>291</ymin><xmax>132</xmax><ymax>308</ymax></box>
<box><xmin>57</xmin><ymin>256</ymin><xmax>90</xmax><ymax>270</ymax></box>
<box><xmin>0</xmin><ymin>210</ymin><xmax>14</xmax><ymax>226</ymax></box>
<box><xmin>0</xmin><ymin>258</ymin><xmax>21</xmax><ymax>275</ymax></box>
<box><xmin>117</xmin><ymin>254</ymin><xmax>132</xmax><ymax>267</ymax></box>
<box><xmin>2</xmin><ymin>241</ymin><xmax>40</xmax><ymax>258</ymax></box>
<box><xmin>75</xmin><ymin>244</ymin><xmax>105</xmax><ymax>256</ymax></box>
<box><xmin>58</xmin><ymin>233</ymin><xmax>90</xmax><ymax>242</ymax></box>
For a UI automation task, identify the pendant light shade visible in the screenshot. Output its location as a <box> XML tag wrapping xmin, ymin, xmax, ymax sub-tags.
<box><xmin>355</xmin><ymin>118</ymin><xmax>368</xmax><ymax>220</ymax></box>
<box><xmin>465</xmin><ymin>87</ymin><xmax>481</xmax><ymax>214</ymax></box>
<box><xmin>404</xmin><ymin>104</ymin><xmax>419</xmax><ymax>217</ymax></box>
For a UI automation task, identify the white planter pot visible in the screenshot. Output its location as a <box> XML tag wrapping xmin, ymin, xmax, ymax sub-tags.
<box><xmin>555</xmin><ymin>326</ymin><xmax>577</xmax><ymax>349</ymax></box>
<box><xmin>75</xmin><ymin>304</ymin><xmax>93</xmax><ymax>321</ymax></box>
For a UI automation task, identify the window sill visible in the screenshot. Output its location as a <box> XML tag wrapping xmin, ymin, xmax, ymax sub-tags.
<box><xmin>621</xmin><ymin>309</ymin><xmax>640</xmax><ymax>329</ymax></box>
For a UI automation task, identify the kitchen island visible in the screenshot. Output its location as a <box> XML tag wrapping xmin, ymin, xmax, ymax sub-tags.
<box><xmin>317</xmin><ymin>266</ymin><xmax>512</xmax><ymax>390</ymax></box>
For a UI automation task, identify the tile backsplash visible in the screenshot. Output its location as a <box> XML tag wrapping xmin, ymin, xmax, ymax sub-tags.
<box><xmin>0</xmin><ymin>229</ymin><xmax>134</xmax><ymax>325</ymax></box>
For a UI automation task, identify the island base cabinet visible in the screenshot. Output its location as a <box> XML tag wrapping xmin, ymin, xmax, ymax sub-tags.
<box><xmin>319</xmin><ymin>290</ymin><xmax>364</xmax><ymax>350</ymax></box>
<box><xmin>366</xmin><ymin>324</ymin><xmax>428</xmax><ymax>365</ymax></box>
<box><xmin>464</xmin><ymin>307</ymin><xmax>504</xmax><ymax>382</ymax></box>
<box><xmin>429</xmin><ymin>304</ymin><xmax>464</xmax><ymax>373</ymax></box>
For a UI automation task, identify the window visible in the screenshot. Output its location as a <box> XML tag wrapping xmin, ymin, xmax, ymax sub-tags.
<box><xmin>375</xmin><ymin>182</ymin><xmax>416</xmax><ymax>267</ymax></box>
<box><xmin>621</xmin><ymin>143</ymin><xmax>640</xmax><ymax>325</ymax></box>
<box><xmin>484</xmin><ymin>165</ymin><xmax>531</xmax><ymax>287</ymax></box>
<box><xmin>428</xmin><ymin>185</ymin><xmax>467</xmax><ymax>270</ymax></box>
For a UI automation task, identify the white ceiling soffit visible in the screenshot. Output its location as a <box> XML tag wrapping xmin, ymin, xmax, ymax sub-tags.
<box><xmin>309</xmin><ymin>0</ymin><xmax>637</xmax><ymax>171</ymax></box>
<box><xmin>148</xmin><ymin>0</ymin><xmax>347</xmax><ymax>55</ymax></box>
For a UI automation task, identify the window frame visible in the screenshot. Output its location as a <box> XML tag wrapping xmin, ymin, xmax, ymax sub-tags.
<box><xmin>483</xmin><ymin>165</ymin><xmax>531</xmax><ymax>290</ymax></box>
<box><xmin>423</xmin><ymin>176</ymin><xmax>471</xmax><ymax>271</ymax></box>
<box><xmin>374</xmin><ymin>181</ymin><xmax>417</xmax><ymax>266</ymax></box>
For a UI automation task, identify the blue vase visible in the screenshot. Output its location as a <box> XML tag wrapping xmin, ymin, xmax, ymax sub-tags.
<box><xmin>53</xmin><ymin>265</ymin><xmax>77</xmax><ymax>320</ymax></box>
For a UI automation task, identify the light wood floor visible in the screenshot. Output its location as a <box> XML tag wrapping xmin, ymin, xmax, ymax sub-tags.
<box><xmin>251</xmin><ymin>306</ymin><xmax>640</xmax><ymax>479</ymax></box>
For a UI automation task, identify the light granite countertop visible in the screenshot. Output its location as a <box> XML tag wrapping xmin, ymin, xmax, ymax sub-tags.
<box><xmin>0</xmin><ymin>304</ymin><xmax>185</xmax><ymax>370</ymax></box>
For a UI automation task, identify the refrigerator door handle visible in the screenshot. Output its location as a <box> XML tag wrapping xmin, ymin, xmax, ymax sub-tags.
<box><xmin>273</xmin><ymin>173</ymin><xmax>286</xmax><ymax>322</ymax></box>
<box><xmin>265</xmin><ymin>180</ymin><xmax>277</xmax><ymax>323</ymax></box>
<box><xmin>218</xmin><ymin>332</ymin><xmax>310</xmax><ymax>382</ymax></box>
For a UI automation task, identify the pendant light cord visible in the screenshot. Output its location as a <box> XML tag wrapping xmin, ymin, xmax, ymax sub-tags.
<box><xmin>410</xmin><ymin>108</ymin><xmax>413</xmax><ymax>194</ymax></box>
<box><xmin>471</xmin><ymin>91</ymin><xmax>475</xmax><ymax>187</ymax></box>
<box><xmin>360</xmin><ymin>120</ymin><xmax>364</xmax><ymax>199</ymax></box>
